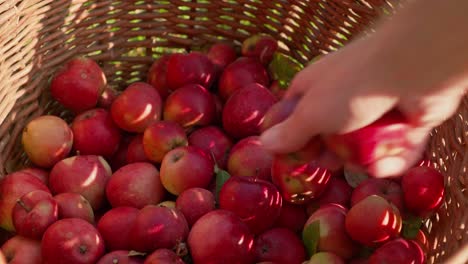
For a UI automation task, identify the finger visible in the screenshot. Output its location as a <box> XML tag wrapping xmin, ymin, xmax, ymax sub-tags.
<box><xmin>367</xmin><ymin>127</ymin><xmax>431</xmax><ymax>178</ymax></box>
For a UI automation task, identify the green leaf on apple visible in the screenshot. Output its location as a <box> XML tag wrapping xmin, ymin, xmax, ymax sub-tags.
<box><xmin>302</xmin><ymin>220</ymin><xmax>320</xmax><ymax>257</ymax></box>
<box><xmin>214</xmin><ymin>165</ymin><xmax>231</xmax><ymax>207</ymax></box>
<box><xmin>402</xmin><ymin>216</ymin><xmax>423</xmax><ymax>239</ymax></box>
<box><xmin>268</xmin><ymin>52</ymin><xmax>303</xmax><ymax>89</ymax></box>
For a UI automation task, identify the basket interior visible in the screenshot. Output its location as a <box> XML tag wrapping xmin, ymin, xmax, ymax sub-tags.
<box><xmin>0</xmin><ymin>0</ymin><xmax>467</xmax><ymax>263</ymax></box>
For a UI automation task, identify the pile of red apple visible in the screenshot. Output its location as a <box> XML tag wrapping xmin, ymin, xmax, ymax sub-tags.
<box><xmin>0</xmin><ymin>34</ymin><xmax>446</xmax><ymax>264</ymax></box>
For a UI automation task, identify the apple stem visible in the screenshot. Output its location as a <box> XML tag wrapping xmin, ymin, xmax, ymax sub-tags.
<box><xmin>16</xmin><ymin>199</ymin><xmax>31</xmax><ymax>213</ymax></box>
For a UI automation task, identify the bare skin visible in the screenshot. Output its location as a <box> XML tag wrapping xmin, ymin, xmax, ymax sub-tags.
<box><xmin>260</xmin><ymin>0</ymin><xmax>468</xmax><ymax>178</ymax></box>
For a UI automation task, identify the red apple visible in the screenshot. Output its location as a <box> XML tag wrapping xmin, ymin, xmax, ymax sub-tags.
<box><xmin>21</xmin><ymin>115</ymin><xmax>73</xmax><ymax>168</ymax></box>
<box><xmin>351</xmin><ymin>178</ymin><xmax>404</xmax><ymax>213</ymax></box>
<box><xmin>368</xmin><ymin>238</ymin><xmax>425</xmax><ymax>264</ymax></box>
<box><xmin>12</xmin><ymin>190</ymin><xmax>58</xmax><ymax>239</ymax></box>
<box><xmin>111</xmin><ymin>82</ymin><xmax>163</xmax><ymax>133</ymax></box>
<box><xmin>143</xmin><ymin>121</ymin><xmax>188</xmax><ymax>163</ymax></box>
<box><xmin>254</xmin><ymin>228</ymin><xmax>306</xmax><ymax>264</ymax></box>
<box><xmin>17</xmin><ymin>167</ymin><xmax>49</xmax><ymax>185</ymax></box>
<box><xmin>218</xmin><ymin>57</ymin><xmax>270</xmax><ymax>101</ymax></box>
<box><xmin>222</xmin><ymin>83</ymin><xmax>277</xmax><ymax>139</ymax></box>
<box><xmin>0</xmin><ymin>172</ymin><xmax>50</xmax><ymax>231</ymax></box>
<box><xmin>175</xmin><ymin>187</ymin><xmax>216</xmax><ymax>227</ymax></box>
<box><xmin>109</xmin><ymin>135</ymin><xmax>133</xmax><ymax>171</ymax></box>
<box><xmin>323</xmin><ymin>110</ymin><xmax>410</xmax><ymax>173</ymax></box>
<box><xmin>50</xmin><ymin>57</ymin><xmax>106</xmax><ymax>113</ymax></box>
<box><xmin>345</xmin><ymin>195</ymin><xmax>402</xmax><ymax>246</ymax></box>
<box><xmin>306</xmin><ymin>177</ymin><xmax>353</xmax><ymax>215</ymax></box>
<box><xmin>42</xmin><ymin>218</ymin><xmax>105</xmax><ymax>264</ymax></box>
<box><xmin>147</xmin><ymin>54</ymin><xmax>172</xmax><ymax>99</ymax></box>
<box><xmin>1</xmin><ymin>236</ymin><xmax>42</xmax><ymax>264</ymax></box>
<box><xmin>106</xmin><ymin>162</ymin><xmax>165</xmax><ymax>208</ymax></box>
<box><xmin>187</xmin><ymin>210</ymin><xmax>255</xmax><ymax>264</ymax></box>
<box><xmin>126</xmin><ymin>135</ymin><xmax>151</xmax><ymax>163</ymax></box>
<box><xmin>160</xmin><ymin>146</ymin><xmax>214</xmax><ymax>195</ymax></box>
<box><xmin>54</xmin><ymin>192</ymin><xmax>95</xmax><ymax>223</ymax></box>
<box><xmin>97</xmin><ymin>207</ymin><xmax>139</xmax><ymax>251</ymax></box>
<box><xmin>271</xmin><ymin>140</ymin><xmax>331</xmax><ymax>204</ymax></box>
<box><xmin>273</xmin><ymin>202</ymin><xmax>308</xmax><ymax>233</ymax></box>
<box><xmin>130</xmin><ymin>205</ymin><xmax>189</xmax><ymax>253</ymax></box>
<box><xmin>304</xmin><ymin>203</ymin><xmax>358</xmax><ymax>259</ymax></box>
<box><xmin>242</xmin><ymin>34</ymin><xmax>278</xmax><ymax>65</ymax></box>
<box><xmin>97</xmin><ymin>250</ymin><xmax>144</xmax><ymax>264</ymax></box>
<box><xmin>219</xmin><ymin>176</ymin><xmax>282</xmax><ymax>234</ymax></box>
<box><xmin>401</xmin><ymin>166</ymin><xmax>445</xmax><ymax>218</ymax></box>
<box><xmin>260</xmin><ymin>95</ymin><xmax>300</xmax><ymax>132</ymax></box>
<box><xmin>166</xmin><ymin>52</ymin><xmax>215</xmax><ymax>90</ymax></box>
<box><xmin>207</xmin><ymin>42</ymin><xmax>238</xmax><ymax>72</ymax></box>
<box><xmin>212</xmin><ymin>94</ymin><xmax>224</xmax><ymax>124</ymax></box>
<box><xmin>308</xmin><ymin>252</ymin><xmax>345</xmax><ymax>264</ymax></box>
<box><xmin>163</xmin><ymin>84</ymin><xmax>216</xmax><ymax>128</ymax></box>
<box><xmin>98</xmin><ymin>86</ymin><xmax>119</xmax><ymax>109</ymax></box>
<box><xmin>144</xmin><ymin>248</ymin><xmax>185</xmax><ymax>264</ymax></box>
<box><xmin>227</xmin><ymin>136</ymin><xmax>273</xmax><ymax>180</ymax></box>
<box><xmin>49</xmin><ymin>155</ymin><xmax>112</xmax><ymax>211</ymax></box>
<box><xmin>71</xmin><ymin>108</ymin><xmax>122</xmax><ymax>158</ymax></box>
<box><xmin>412</xmin><ymin>229</ymin><xmax>429</xmax><ymax>254</ymax></box>
<box><xmin>188</xmin><ymin>126</ymin><xmax>233</xmax><ymax>169</ymax></box>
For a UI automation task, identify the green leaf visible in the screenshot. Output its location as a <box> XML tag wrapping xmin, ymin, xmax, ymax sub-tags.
<box><xmin>302</xmin><ymin>220</ymin><xmax>320</xmax><ymax>257</ymax></box>
<box><xmin>268</xmin><ymin>52</ymin><xmax>303</xmax><ymax>89</ymax></box>
<box><xmin>402</xmin><ymin>216</ymin><xmax>423</xmax><ymax>239</ymax></box>
<box><xmin>215</xmin><ymin>167</ymin><xmax>231</xmax><ymax>206</ymax></box>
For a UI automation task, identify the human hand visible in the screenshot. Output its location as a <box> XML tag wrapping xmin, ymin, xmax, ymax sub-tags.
<box><xmin>260</xmin><ymin>1</ymin><xmax>467</xmax><ymax>178</ymax></box>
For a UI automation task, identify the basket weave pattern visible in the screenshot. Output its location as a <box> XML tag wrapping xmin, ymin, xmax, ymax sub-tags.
<box><xmin>0</xmin><ymin>0</ymin><xmax>466</xmax><ymax>263</ymax></box>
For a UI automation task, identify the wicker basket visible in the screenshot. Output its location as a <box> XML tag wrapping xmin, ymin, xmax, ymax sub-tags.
<box><xmin>0</xmin><ymin>0</ymin><xmax>466</xmax><ymax>263</ymax></box>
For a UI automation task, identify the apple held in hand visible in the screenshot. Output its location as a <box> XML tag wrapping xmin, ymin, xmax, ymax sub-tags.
<box><xmin>323</xmin><ymin>110</ymin><xmax>411</xmax><ymax>174</ymax></box>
